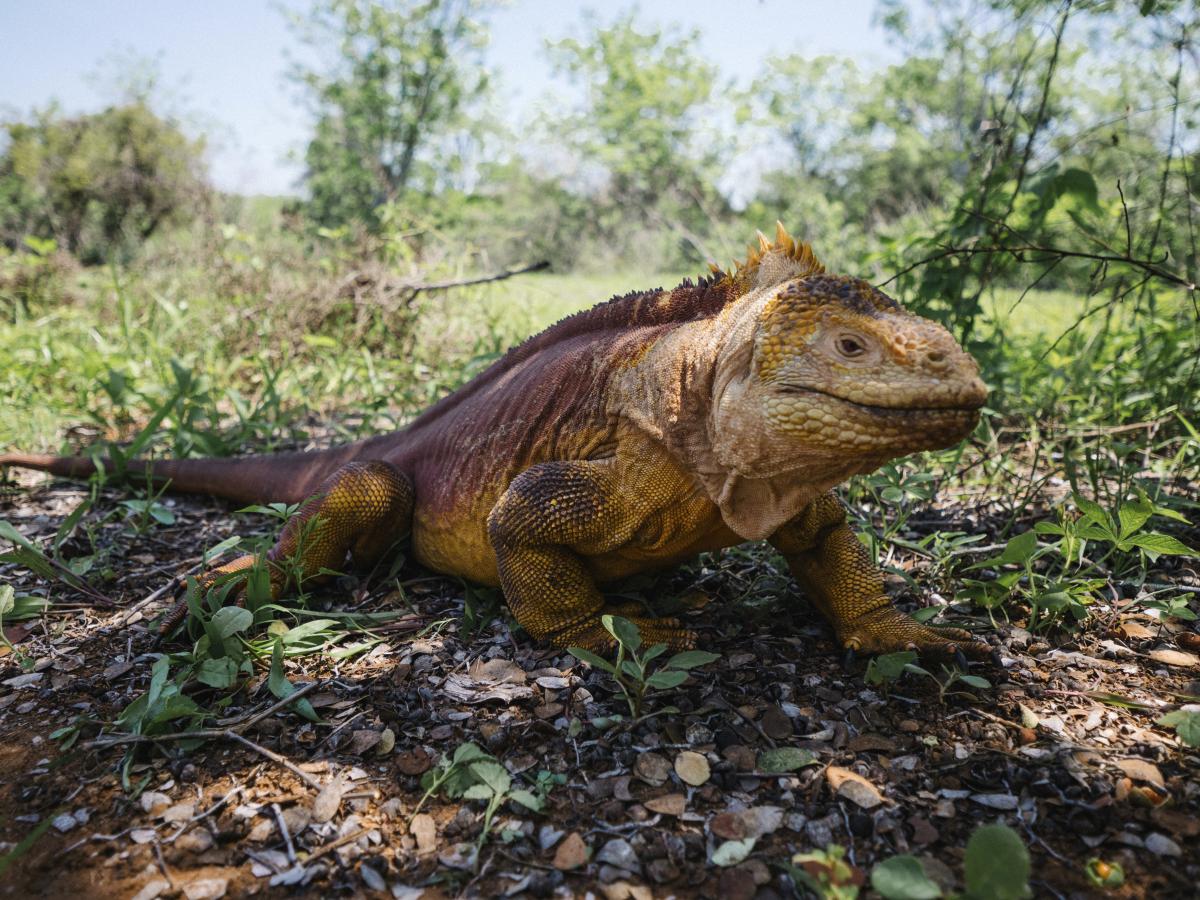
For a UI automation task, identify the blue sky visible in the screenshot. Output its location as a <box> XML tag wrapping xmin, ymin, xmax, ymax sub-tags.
<box><xmin>0</xmin><ymin>1</ymin><xmax>897</xmax><ymax>195</ymax></box>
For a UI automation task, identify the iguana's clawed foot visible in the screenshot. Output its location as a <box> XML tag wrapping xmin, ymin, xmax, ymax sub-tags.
<box><xmin>839</xmin><ymin>604</ymin><xmax>989</xmax><ymax>664</ymax></box>
<box><xmin>555</xmin><ymin>614</ymin><xmax>697</xmax><ymax>655</ymax></box>
<box><xmin>157</xmin><ymin>554</ymin><xmax>267</xmax><ymax>638</ymax></box>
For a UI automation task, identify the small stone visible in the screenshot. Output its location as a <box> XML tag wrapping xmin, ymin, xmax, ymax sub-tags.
<box><xmin>674</xmin><ymin>751</ymin><xmax>710</xmax><ymax>786</ymax></box>
<box><xmin>595</xmin><ymin>838</ymin><xmax>641</xmax><ymax>874</ymax></box>
<box><xmin>634</xmin><ymin>752</ymin><xmax>671</xmax><ymax>786</ymax></box>
<box><xmin>247</xmin><ymin>820</ymin><xmax>274</xmax><ymax>842</ymax></box>
<box><xmin>51</xmin><ymin>813</ymin><xmax>78</xmax><ymax>833</ymax></box>
<box><xmin>410</xmin><ymin>813</ymin><xmax>437</xmax><ymax>854</ymax></box>
<box><xmin>646</xmin><ymin>858</ymin><xmax>679</xmax><ymax>884</ymax></box>
<box><xmin>182</xmin><ymin>878</ymin><xmax>228</xmax><ymax>900</ymax></box>
<box><xmin>717</xmin><ymin>866</ymin><xmax>757</xmax><ymax>900</ymax></box>
<box><xmin>161</xmin><ymin>802</ymin><xmax>195</xmax><ymax>823</ymax></box>
<box><xmin>1145</xmin><ymin>833</ymin><xmax>1182</xmax><ymax>857</ymax></box>
<box><xmin>360</xmin><ymin>864</ymin><xmax>387</xmax><ymax>891</ymax></box>
<box><xmin>176</xmin><ymin>830</ymin><xmax>214</xmax><ymax>853</ymax></box>
<box><xmin>899</xmin><ymin>719</ymin><xmax>920</xmax><ymax>733</ymax></box>
<box><xmin>553</xmin><ymin>831</ymin><xmax>589</xmax><ymax>870</ymax></box>
<box><xmin>130</xmin><ymin>879</ymin><xmax>170</xmax><ymax>900</ymax></box>
<box><xmin>140</xmin><ymin>791</ymin><xmax>171</xmax><ymax>815</ymax></box>
<box><xmin>710</xmin><ymin>812</ymin><xmax>746</xmax><ymax>841</ymax></box>
<box><xmin>760</xmin><ymin>705</ymin><xmax>794</xmax><ymax>740</ymax></box>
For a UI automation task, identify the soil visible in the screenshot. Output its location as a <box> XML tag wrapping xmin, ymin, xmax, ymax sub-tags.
<box><xmin>1</xmin><ymin>474</ymin><xmax>1198</xmax><ymax>899</ymax></box>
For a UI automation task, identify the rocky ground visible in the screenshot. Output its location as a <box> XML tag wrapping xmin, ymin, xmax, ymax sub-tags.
<box><xmin>1</xmin><ymin>475</ymin><xmax>1198</xmax><ymax>899</ymax></box>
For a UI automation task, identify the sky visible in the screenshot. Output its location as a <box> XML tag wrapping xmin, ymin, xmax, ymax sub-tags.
<box><xmin>0</xmin><ymin>1</ymin><xmax>897</xmax><ymax>196</ymax></box>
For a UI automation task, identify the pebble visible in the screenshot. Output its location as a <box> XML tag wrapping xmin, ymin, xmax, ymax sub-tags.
<box><xmin>1145</xmin><ymin>833</ymin><xmax>1182</xmax><ymax>857</ymax></box>
<box><xmin>595</xmin><ymin>838</ymin><xmax>641</xmax><ymax>874</ymax></box>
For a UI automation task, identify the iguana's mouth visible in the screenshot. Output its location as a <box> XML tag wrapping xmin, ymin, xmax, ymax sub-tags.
<box><xmin>778</xmin><ymin>384</ymin><xmax>985</xmax><ymax>415</ymax></box>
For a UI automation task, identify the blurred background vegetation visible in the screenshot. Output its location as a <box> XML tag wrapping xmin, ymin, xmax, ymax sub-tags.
<box><xmin>0</xmin><ymin>0</ymin><xmax>1197</xmax><ymax>486</ymax></box>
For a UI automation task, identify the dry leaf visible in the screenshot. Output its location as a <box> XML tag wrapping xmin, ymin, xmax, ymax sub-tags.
<box><xmin>674</xmin><ymin>751</ymin><xmax>710</xmax><ymax>786</ymax></box>
<box><xmin>553</xmin><ymin>831</ymin><xmax>588</xmax><ymax>870</ymax></box>
<box><xmin>311</xmin><ymin>778</ymin><xmax>343</xmax><ymax>824</ymax></box>
<box><xmin>1117</xmin><ymin>758</ymin><xmax>1164</xmax><ymax>786</ymax></box>
<box><xmin>1148</xmin><ymin>649</ymin><xmax>1199</xmax><ymax>669</ymax></box>
<box><xmin>644</xmin><ymin>793</ymin><xmax>686</xmax><ymax>816</ymax></box>
<box><xmin>826</xmin><ymin>766</ymin><xmax>884</xmax><ymax>809</ymax></box>
<box><xmin>634</xmin><ymin>752</ymin><xmax>671</xmax><ymax>786</ymax></box>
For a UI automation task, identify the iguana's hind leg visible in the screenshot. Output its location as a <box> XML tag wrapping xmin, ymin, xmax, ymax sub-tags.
<box><xmin>488</xmin><ymin>462</ymin><xmax>695</xmax><ymax>653</ymax></box>
<box><xmin>160</xmin><ymin>461</ymin><xmax>413</xmax><ymax>635</ymax></box>
<box><xmin>770</xmin><ymin>491</ymin><xmax>989</xmax><ymax>661</ymax></box>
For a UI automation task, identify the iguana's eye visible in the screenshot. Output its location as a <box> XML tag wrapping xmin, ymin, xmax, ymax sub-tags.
<box><xmin>836</xmin><ymin>335</ymin><xmax>867</xmax><ymax>359</ymax></box>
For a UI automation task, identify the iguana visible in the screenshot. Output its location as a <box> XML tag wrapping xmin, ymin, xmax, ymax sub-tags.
<box><xmin>1</xmin><ymin>224</ymin><xmax>989</xmax><ymax>660</ymax></box>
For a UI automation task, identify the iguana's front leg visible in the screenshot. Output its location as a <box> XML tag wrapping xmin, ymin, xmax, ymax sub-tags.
<box><xmin>160</xmin><ymin>461</ymin><xmax>413</xmax><ymax>634</ymax></box>
<box><xmin>770</xmin><ymin>491</ymin><xmax>988</xmax><ymax>660</ymax></box>
<box><xmin>488</xmin><ymin>461</ymin><xmax>695</xmax><ymax>653</ymax></box>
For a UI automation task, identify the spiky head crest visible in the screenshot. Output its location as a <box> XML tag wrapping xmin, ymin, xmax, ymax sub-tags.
<box><xmin>709</xmin><ymin>222</ymin><xmax>826</xmax><ymax>292</ymax></box>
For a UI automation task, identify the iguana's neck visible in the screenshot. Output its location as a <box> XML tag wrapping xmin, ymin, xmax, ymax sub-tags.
<box><xmin>610</xmin><ymin>285</ymin><xmax>883</xmax><ymax>540</ymax></box>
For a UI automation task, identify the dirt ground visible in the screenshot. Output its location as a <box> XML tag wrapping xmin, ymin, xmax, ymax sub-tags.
<box><xmin>1</xmin><ymin>475</ymin><xmax>1198</xmax><ymax>899</ymax></box>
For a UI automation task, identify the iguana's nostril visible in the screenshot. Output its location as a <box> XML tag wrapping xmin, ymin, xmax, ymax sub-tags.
<box><xmin>926</xmin><ymin>350</ymin><xmax>945</xmax><ymax>363</ymax></box>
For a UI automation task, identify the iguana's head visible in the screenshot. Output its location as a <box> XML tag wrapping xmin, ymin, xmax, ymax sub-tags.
<box><xmin>709</xmin><ymin>225</ymin><xmax>987</xmax><ymax>475</ymax></box>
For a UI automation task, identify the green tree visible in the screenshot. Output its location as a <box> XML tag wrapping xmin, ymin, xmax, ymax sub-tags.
<box><xmin>545</xmin><ymin>11</ymin><xmax>733</xmax><ymax>264</ymax></box>
<box><xmin>288</xmin><ymin>0</ymin><xmax>496</xmax><ymax>230</ymax></box>
<box><xmin>0</xmin><ymin>102</ymin><xmax>207</xmax><ymax>263</ymax></box>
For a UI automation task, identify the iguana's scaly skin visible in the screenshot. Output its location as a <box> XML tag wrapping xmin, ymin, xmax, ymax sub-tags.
<box><xmin>1</xmin><ymin>225</ymin><xmax>989</xmax><ymax>658</ymax></box>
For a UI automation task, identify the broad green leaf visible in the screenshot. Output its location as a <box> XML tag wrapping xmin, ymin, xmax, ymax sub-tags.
<box><xmin>211</xmin><ymin>606</ymin><xmax>253</xmax><ymax>640</ymax></box>
<box><xmin>569</xmin><ymin>647</ymin><xmax>616</xmax><ymax>674</ymax></box>
<box><xmin>867</xmin><ymin>650</ymin><xmax>917</xmax><ymax>683</ymax></box>
<box><xmin>644</xmin><ymin>669</ymin><xmax>687</xmax><ymax>689</ymax></box>
<box><xmin>468</xmin><ymin>760</ymin><xmax>511</xmax><ymax>795</ymax></box>
<box><xmin>963</xmin><ymin>824</ymin><xmax>1031</xmax><ymax>900</ymax></box>
<box><xmin>665</xmin><ymin>650</ymin><xmax>721</xmax><ymax>670</ymax></box>
<box><xmin>641</xmin><ymin>643</ymin><xmax>668</xmax><ymax>664</ymax></box>
<box><xmin>508</xmin><ymin>789</ymin><xmax>542</xmax><ymax>811</ymax></box>
<box><xmin>452</xmin><ymin>742</ymin><xmax>490</xmax><ymax>764</ymax></box>
<box><xmin>0</xmin><ymin>585</ymin><xmax>13</xmax><ymax>617</ymax></box>
<box><xmin>602</xmin><ymin>615</ymin><xmax>641</xmax><ymax>652</ymax></box>
<box><xmin>462</xmin><ymin>783</ymin><xmax>494</xmax><ymax>801</ymax></box>
<box><xmin>958</xmin><ymin>674</ymin><xmax>991</xmax><ymax>690</ymax></box>
<box><xmin>196</xmin><ymin>657</ymin><xmax>239</xmax><ymax>689</ymax></box>
<box><xmin>267</xmin><ymin>639</ymin><xmax>319</xmax><ymax>722</ymax></box>
<box><xmin>871</xmin><ymin>855</ymin><xmax>942</xmax><ymax>899</ymax></box>
<box><xmin>1116</xmin><ymin>499</ymin><xmax>1154</xmax><ymax>539</ymax></box>
<box><xmin>757</xmin><ymin>747</ymin><xmax>818</xmax><ymax>773</ymax></box>
<box><xmin>1127</xmin><ymin>533</ymin><xmax>1195</xmax><ymax>557</ymax></box>
<box><xmin>1158</xmin><ymin>709</ymin><xmax>1200</xmax><ymax>747</ymax></box>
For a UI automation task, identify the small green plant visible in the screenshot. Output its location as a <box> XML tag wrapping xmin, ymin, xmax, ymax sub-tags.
<box><xmin>1158</xmin><ymin>707</ymin><xmax>1200</xmax><ymax>748</ymax></box>
<box><xmin>568</xmin><ymin>615</ymin><xmax>719</xmax><ymax>719</ymax></box>
<box><xmin>870</xmin><ymin>823</ymin><xmax>1031</xmax><ymax>900</ymax></box>
<box><xmin>786</xmin><ymin>844</ymin><xmax>862</xmax><ymax>899</ymax></box>
<box><xmin>864</xmin><ymin>649</ymin><xmax>990</xmax><ymax>702</ymax></box>
<box><xmin>413</xmin><ymin>742</ymin><xmax>550</xmax><ymax>855</ymax></box>
<box><xmin>1084</xmin><ymin>857</ymin><xmax>1125</xmax><ymax>889</ymax></box>
<box><xmin>1141</xmin><ymin>593</ymin><xmax>1197</xmax><ymax>624</ymax></box>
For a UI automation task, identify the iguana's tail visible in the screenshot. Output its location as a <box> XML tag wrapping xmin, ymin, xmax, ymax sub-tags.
<box><xmin>0</xmin><ymin>435</ymin><xmax>395</xmax><ymax>505</ymax></box>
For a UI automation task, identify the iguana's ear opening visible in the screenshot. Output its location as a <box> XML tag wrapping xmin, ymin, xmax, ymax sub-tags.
<box><xmin>711</xmin><ymin>222</ymin><xmax>826</xmax><ymax>291</ymax></box>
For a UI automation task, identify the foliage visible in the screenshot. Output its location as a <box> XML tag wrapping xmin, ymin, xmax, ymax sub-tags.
<box><xmin>1157</xmin><ymin>707</ymin><xmax>1200</xmax><ymax>747</ymax></box>
<box><xmin>569</xmin><ymin>615</ymin><xmax>718</xmax><ymax>720</ymax></box>
<box><xmin>0</xmin><ymin>102</ymin><xmax>207</xmax><ymax>262</ymax></box>
<box><xmin>414</xmin><ymin>741</ymin><xmax>551</xmax><ymax>854</ymax></box>
<box><xmin>868</xmin><ymin>823</ymin><xmax>1031</xmax><ymax>900</ymax></box>
<box><xmin>287</xmin><ymin>0</ymin><xmax>496</xmax><ymax>231</ymax></box>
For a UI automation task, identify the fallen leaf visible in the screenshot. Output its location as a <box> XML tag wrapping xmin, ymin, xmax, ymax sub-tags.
<box><xmin>396</xmin><ymin>747</ymin><xmax>433</xmax><ymax>775</ymax></box>
<box><xmin>674</xmin><ymin>751</ymin><xmax>710</xmax><ymax>786</ymax></box>
<box><xmin>711</xmin><ymin>837</ymin><xmax>755</xmax><ymax>867</ymax></box>
<box><xmin>1149</xmin><ymin>649</ymin><xmax>1199</xmax><ymax>669</ymax></box>
<box><xmin>442</xmin><ymin>658</ymin><xmax>534</xmax><ymax>704</ymax></box>
<box><xmin>644</xmin><ymin>793</ymin><xmax>686</xmax><ymax>816</ymax></box>
<box><xmin>758</xmin><ymin>747</ymin><xmax>818</xmax><ymax>773</ymax></box>
<box><xmin>311</xmin><ymin>778</ymin><xmax>343</xmax><ymax>824</ymax></box>
<box><xmin>1117</xmin><ymin>758</ymin><xmax>1164</xmax><ymax>786</ymax></box>
<box><xmin>182</xmin><ymin>877</ymin><xmax>228</xmax><ymax>900</ymax></box>
<box><xmin>826</xmin><ymin>766</ymin><xmax>884</xmax><ymax>809</ymax></box>
<box><xmin>553</xmin><ymin>831</ymin><xmax>589</xmax><ymax>870</ymax></box>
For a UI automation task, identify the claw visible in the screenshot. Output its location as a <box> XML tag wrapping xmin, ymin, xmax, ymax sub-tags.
<box><xmin>954</xmin><ymin>648</ymin><xmax>969</xmax><ymax>670</ymax></box>
<box><xmin>842</xmin><ymin>646</ymin><xmax>858</xmax><ymax>672</ymax></box>
<box><xmin>990</xmin><ymin>648</ymin><xmax>1005</xmax><ymax>668</ymax></box>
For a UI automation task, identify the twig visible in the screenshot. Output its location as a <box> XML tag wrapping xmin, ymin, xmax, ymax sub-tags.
<box><xmin>405</xmin><ymin>261</ymin><xmax>549</xmax><ymax>296</ymax></box>
<box><xmin>305</xmin><ymin>827</ymin><xmax>371</xmax><ymax>862</ymax></box>
<box><xmin>114</xmin><ymin>556</ymin><xmax>210</xmax><ymax>625</ymax></box>
<box><xmin>226</xmin><ymin>732</ymin><xmax>323</xmax><ymax>791</ymax></box>
<box><xmin>272</xmin><ymin>802</ymin><xmax>296</xmax><ymax>864</ymax></box>
<box><xmin>84</xmin><ymin>679</ymin><xmax>325</xmax><ymax>749</ymax></box>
